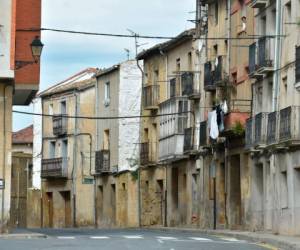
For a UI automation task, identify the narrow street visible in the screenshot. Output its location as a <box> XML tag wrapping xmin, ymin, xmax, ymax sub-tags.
<box><xmin>0</xmin><ymin>229</ymin><xmax>269</xmax><ymax>250</ymax></box>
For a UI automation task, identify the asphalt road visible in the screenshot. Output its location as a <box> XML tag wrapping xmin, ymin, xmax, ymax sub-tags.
<box><xmin>0</xmin><ymin>228</ymin><xmax>271</xmax><ymax>250</ymax></box>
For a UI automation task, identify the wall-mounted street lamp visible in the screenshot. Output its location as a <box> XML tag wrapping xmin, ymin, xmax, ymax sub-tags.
<box><xmin>15</xmin><ymin>36</ymin><xmax>44</xmax><ymax>70</ymax></box>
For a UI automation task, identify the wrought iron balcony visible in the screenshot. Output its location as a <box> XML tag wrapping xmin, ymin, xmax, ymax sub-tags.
<box><xmin>214</xmin><ymin>56</ymin><xmax>226</xmax><ymax>86</ymax></box>
<box><xmin>254</xmin><ymin>113</ymin><xmax>268</xmax><ymax>146</ymax></box>
<box><xmin>204</xmin><ymin>62</ymin><xmax>215</xmax><ymax>91</ymax></box>
<box><xmin>199</xmin><ymin>121</ymin><xmax>208</xmax><ymax>146</ymax></box>
<box><xmin>95</xmin><ymin>150</ymin><xmax>110</xmax><ymax>174</ymax></box>
<box><xmin>53</xmin><ymin>115</ymin><xmax>68</xmax><ymax>136</ymax></box>
<box><xmin>181</xmin><ymin>72</ymin><xmax>200</xmax><ymax>99</ymax></box>
<box><xmin>143</xmin><ymin>85</ymin><xmax>160</xmax><ymax>109</ymax></box>
<box><xmin>41</xmin><ymin>157</ymin><xmax>68</xmax><ymax>179</ymax></box>
<box><xmin>278</xmin><ymin>106</ymin><xmax>300</xmax><ymax>144</ymax></box>
<box><xmin>140</xmin><ymin>142</ymin><xmax>157</xmax><ymax>166</ymax></box>
<box><xmin>267</xmin><ymin>111</ymin><xmax>277</xmax><ymax>145</ymax></box>
<box><xmin>245</xmin><ymin>118</ymin><xmax>253</xmax><ymax>149</ymax></box>
<box><xmin>249</xmin><ymin>0</ymin><xmax>268</xmax><ymax>8</ymax></box>
<box><xmin>184</xmin><ymin>127</ymin><xmax>194</xmax><ymax>152</ymax></box>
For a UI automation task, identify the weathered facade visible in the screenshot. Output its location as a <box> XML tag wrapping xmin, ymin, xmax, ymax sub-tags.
<box><xmin>245</xmin><ymin>0</ymin><xmax>300</xmax><ymax>235</ymax></box>
<box><xmin>0</xmin><ymin>0</ymin><xmax>41</xmax><ymax>232</ymax></box>
<box><xmin>94</xmin><ymin>60</ymin><xmax>142</xmax><ymax>228</ymax></box>
<box><xmin>40</xmin><ymin>68</ymin><xmax>97</xmax><ymax>228</ymax></box>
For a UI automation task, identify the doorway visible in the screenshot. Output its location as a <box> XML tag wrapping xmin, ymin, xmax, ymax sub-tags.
<box><xmin>60</xmin><ymin>191</ymin><xmax>72</xmax><ymax>227</ymax></box>
<box><xmin>45</xmin><ymin>192</ymin><xmax>53</xmax><ymax>228</ymax></box>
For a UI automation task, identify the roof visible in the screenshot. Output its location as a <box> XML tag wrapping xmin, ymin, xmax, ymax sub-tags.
<box><xmin>94</xmin><ymin>64</ymin><xmax>120</xmax><ymax>78</ymax></box>
<box><xmin>136</xmin><ymin>28</ymin><xmax>196</xmax><ymax>60</ymax></box>
<box><xmin>12</xmin><ymin>125</ymin><xmax>33</xmax><ymax>144</ymax></box>
<box><xmin>38</xmin><ymin>68</ymin><xmax>97</xmax><ymax>98</ymax></box>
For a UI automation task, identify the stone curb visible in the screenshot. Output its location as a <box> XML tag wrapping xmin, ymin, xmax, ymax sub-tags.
<box><xmin>0</xmin><ymin>233</ymin><xmax>47</xmax><ymax>239</ymax></box>
<box><xmin>144</xmin><ymin>227</ymin><xmax>300</xmax><ymax>250</ymax></box>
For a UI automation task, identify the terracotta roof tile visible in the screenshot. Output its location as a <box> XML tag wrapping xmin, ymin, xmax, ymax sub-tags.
<box><xmin>12</xmin><ymin>125</ymin><xmax>33</xmax><ymax>144</ymax></box>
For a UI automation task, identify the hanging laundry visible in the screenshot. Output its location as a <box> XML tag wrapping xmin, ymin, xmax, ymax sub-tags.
<box><xmin>215</xmin><ymin>56</ymin><xmax>219</xmax><ymax>67</ymax></box>
<box><xmin>208</xmin><ymin>110</ymin><xmax>219</xmax><ymax>140</ymax></box>
<box><xmin>222</xmin><ymin>100</ymin><xmax>228</xmax><ymax>114</ymax></box>
<box><xmin>216</xmin><ymin>105</ymin><xmax>225</xmax><ymax>133</ymax></box>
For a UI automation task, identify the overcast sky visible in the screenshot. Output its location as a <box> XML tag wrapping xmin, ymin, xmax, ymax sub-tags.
<box><xmin>13</xmin><ymin>0</ymin><xmax>195</xmax><ymax>131</ymax></box>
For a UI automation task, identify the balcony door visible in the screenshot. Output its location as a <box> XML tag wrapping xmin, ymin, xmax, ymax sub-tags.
<box><xmin>60</xmin><ymin>100</ymin><xmax>66</xmax><ymax>115</ymax></box>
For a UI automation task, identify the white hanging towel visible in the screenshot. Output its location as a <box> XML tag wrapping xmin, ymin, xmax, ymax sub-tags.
<box><xmin>215</xmin><ymin>57</ymin><xmax>219</xmax><ymax>67</ymax></box>
<box><xmin>222</xmin><ymin>100</ymin><xmax>228</xmax><ymax>114</ymax></box>
<box><xmin>209</xmin><ymin>110</ymin><xmax>219</xmax><ymax>140</ymax></box>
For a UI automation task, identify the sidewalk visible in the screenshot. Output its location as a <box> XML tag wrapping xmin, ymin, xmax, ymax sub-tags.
<box><xmin>0</xmin><ymin>228</ymin><xmax>46</xmax><ymax>239</ymax></box>
<box><xmin>148</xmin><ymin>227</ymin><xmax>300</xmax><ymax>250</ymax></box>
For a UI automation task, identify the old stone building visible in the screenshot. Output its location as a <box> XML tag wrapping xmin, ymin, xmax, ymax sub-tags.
<box><xmin>94</xmin><ymin>60</ymin><xmax>141</xmax><ymax>228</ymax></box>
<box><xmin>245</xmin><ymin>0</ymin><xmax>300</xmax><ymax>235</ymax></box>
<box><xmin>0</xmin><ymin>0</ymin><xmax>42</xmax><ymax>232</ymax></box>
<box><xmin>39</xmin><ymin>68</ymin><xmax>97</xmax><ymax>228</ymax></box>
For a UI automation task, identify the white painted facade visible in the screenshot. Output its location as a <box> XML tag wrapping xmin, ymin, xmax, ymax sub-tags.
<box><xmin>32</xmin><ymin>98</ymin><xmax>42</xmax><ymax>189</ymax></box>
<box><xmin>118</xmin><ymin>61</ymin><xmax>142</xmax><ymax>172</ymax></box>
<box><xmin>0</xmin><ymin>0</ymin><xmax>14</xmax><ymax>79</ymax></box>
<box><xmin>96</xmin><ymin>60</ymin><xmax>142</xmax><ymax>172</ymax></box>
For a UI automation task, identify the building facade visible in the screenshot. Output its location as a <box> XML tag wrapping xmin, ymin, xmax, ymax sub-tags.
<box><xmin>94</xmin><ymin>60</ymin><xmax>142</xmax><ymax>228</ymax></box>
<box><xmin>245</xmin><ymin>0</ymin><xmax>300</xmax><ymax>235</ymax></box>
<box><xmin>39</xmin><ymin>68</ymin><xmax>97</xmax><ymax>228</ymax></box>
<box><xmin>0</xmin><ymin>0</ymin><xmax>41</xmax><ymax>232</ymax></box>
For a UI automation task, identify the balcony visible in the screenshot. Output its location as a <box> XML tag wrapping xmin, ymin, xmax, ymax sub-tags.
<box><xmin>181</xmin><ymin>72</ymin><xmax>200</xmax><ymax>99</ymax></box>
<box><xmin>245</xmin><ymin>118</ymin><xmax>253</xmax><ymax>149</ymax></box>
<box><xmin>214</xmin><ymin>56</ymin><xmax>226</xmax><ymax>86</ymax></box>
<box><xmin>249</xmin><ymin>37</ymin><xmax>274</xmax><ymax>77</ymax></box>
<box><xmin>41</xmin><ymin>157</ymin><xmax>67</xmax><ymax>179</ymax></box>
<box><xmin>140</xmin><ymin>142</ymin><xmax>157</xmax><ymax>166</ymax></box>
<box><xmin>279</xmin><ymin>106</ymin><xmax>300</xmax><ymax>144</ymax></box>
<box><xmin>267</xmin><ymin>111</ymin><xmax>277</xmax><ymax>145</ymax></box>
<box><xmin>199</xmin><ymin>121</ymin><xmax>208</xmax><ymax>147</ymax></box>
<box><xmin>184</xmin><ymin>127</ymin><xmax>194</xmax><ymax>152</ymax></box>
<box><xmin>53</xmin><ymin>115</ymin><xmax>68</xmax><ymax>136</ymax></box>
<box><xmin>254</xmin><ymin>113</ymin><xmax>268</xmax><ymax>147</ymax></box>
<box><xmin>204</xmin><ymin>62</ymin><xmax>215</xmax><ymax>91</ymax></box>
<box><xmin>95</xmin><ymin>150</ymin><xmax>110</xmax><ymax>174</ymax></box>
<box><xmin>249</xmin><ymin>0</ymin><xmax>268</xmax><ymax>8</ymax></box>
<box><xmin>223</xmin><ymin>99</ymin><xmax>252</xmax><ymax>133</ymax></box>
<box><xmin>159</xmin><ymin>97</ymin><xmax>190</xmax><ymax>162</ymax></box>
<box><xmin>143</xmin><ymin>85</ymin><xmax>160</xmax><ymax>110</ymax></box>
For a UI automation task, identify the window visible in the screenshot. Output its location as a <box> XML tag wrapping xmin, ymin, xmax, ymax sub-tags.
<box><xmin>214</xmin><ymin>2</ymin><xmax>219</xmax><ymax>25</ymax></box>
<box><xmin>61</xmin><ymin>139</ymin><xmax>68</xmax><ymax>159</ymax></box>
<box><xmin>296</xmin><ymin>46</ymin><xmax>300</xmax><ymax>84</ymax></box>
<box><xmin>61</xmin><ymin>101</ymin><xmax>66</xmax><ymax>114</ymax></box>
<box><xmin>49</xmin><ymin>141</ymin><xmax>56</xmax><ymax>158</ymax></box>
<box><xmin>285</xmin><ymin>1</ymin><xmax>292</xmax><ymax>24</ymax></box>
<box><xmin>280</xmin><ymin>171</ymin><xmax>288</xmax><ymax>209</ymax></box>
<box><xmin>188</xmin><ymin>52</ymin><xmax>192</xmax><ymax>71</ymax></box>
<box><xmin>154</xmin><ymin>70</ymin><xmax>159</xmax><ymax>84</ymax></box>
<box><xmin>178</xmin><ymin>100</ymin><xmax>188</xmax><ymax>133</ymax></box>
<box><xmin>104</xmin><ymin>82</ymin><xmax>110</xmax><ymax>106</ymax></box>
<box><xmin>104</xmin><ymin>129</ymin><xmax>110</xmax><ymax>150</ymax></box>
<box><xmin>49</xmin><ymin>104</ymin><xmax>53</xmax><ymax>115</ymax></box>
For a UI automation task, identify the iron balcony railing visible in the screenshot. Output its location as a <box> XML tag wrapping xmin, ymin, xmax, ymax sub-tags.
<box><xmin>184</xmin><ymin>127</ymin><xmax>194</xmax><ymax>152</ymax></box>
<box><xmin>95</xmin><ymin>150</ymin><xmax>110</xmax><ymax>174</ymax></box>
<box><xmin>181</xmin><ymin>72</ymin><xmax>200</xmax><ymax>97</ymax></box>
<box><xmin>254</xmin><ymin>113</ymin><xmax>268</xmax><ymax>146</ymax></box>
<box><xmin>143</xmin><ymin>85</ymin><xmax>160</xmax><ymax>109</ymax></box>
<box><xmin>199</xmin><ymin>121</ymin><xmax>207</xmax><ymax>146</ymax></box>
<box><xmin>296</xmin><ymin>46</ymin><xmax>300</xmax><ymax>84</ymax></box>
<box><xmin>53</xmin><ymin>115</ymin><xmax>68</xmax><ymax>136</ymax></box>
<box><xmin>140</xmin><ymin>142</ymin><xmax>157</xmax><ymax>165</ymax></box>
<box><xmin>204</xmin><ymin>62</ymin><xmax>215</xmax><ymax>91</ymax></box>
<box><xmin>279</xmin><ymin>106</ymin><xmax>300</xmax><ymax>142</ymax></box>
<box><xmin>267</xmin><ymin>111</ymin><xmax>277</xmax><ymax>144</ymax></box>
<box><xmin>257</xmin><ymin>37</ymin><xmax>274</xmax><ymax>70</ymax></box>
<box><xmin>41</xmin><ymin>157</ymin><xmax>68</xmax><ymax>179</ymax></box>
<box><xmin>249</xmin><ymin>42</ymin><xmax>257</xmax><ymax>75</ymax></box>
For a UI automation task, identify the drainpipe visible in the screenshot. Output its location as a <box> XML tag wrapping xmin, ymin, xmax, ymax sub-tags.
<box><xmin>72</xmin><ymin>91</ymin><xmax>79</xmax><ymax>227</ymax></box>
<box><xmin>272</xmin><ymin>0</ymin><xmax>282</xmax><ymax>112</ymax></box>
<box><xmin>1</xmin><ymin>84</ymin><xmax>10</xmax><ymax>233</ymax></box>
<box><xmin>95</xmin><ymin>77</ymin><xmax>99</xmax><ymax>227</ymax></box>
<box><xmin>135</xmin><ymin>57</ymin><xmax>143</xmax><ymax>228</ymax></box>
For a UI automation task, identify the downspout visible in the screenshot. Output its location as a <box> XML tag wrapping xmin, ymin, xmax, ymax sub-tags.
<box><xmin>1</xmin><ymin>84</ymin><xmax>10</xmax><ymax>233</ymax></box>
<box><xmin>224</xmin><ymin>0</ymin><xmax>231</xmax><ymax>228</ymax></box>
<box><xmin>95</xmin><ymin>76</ymin><xmax>99</xmax><ymax>227</ymax></box>
<box><xmin>136</xmin><ymin>57</ymin><xmax>143</xmax><ymax>228</ymax></box>
<box><xmin>272</xmin><ymin>0</ymin><xmax>282</xmax><ymax>112</ymax></box>
<box><xmin>72</xmin><ymin>91</ymin><xmax>79</xmax><ymax>227</ymax></box>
